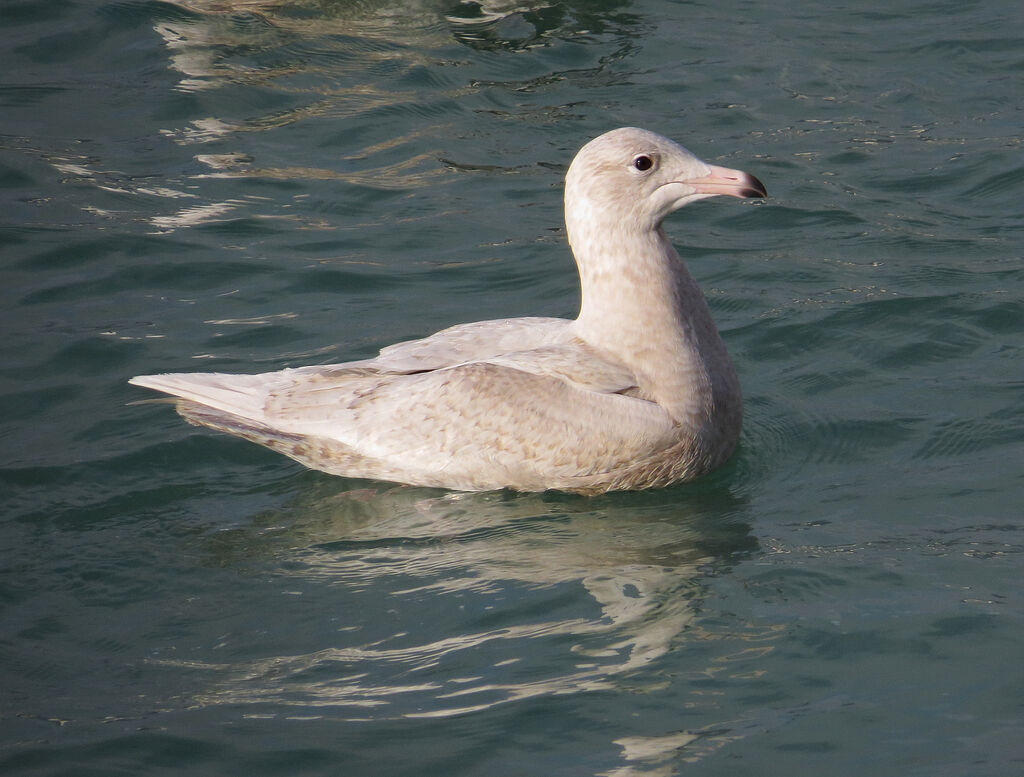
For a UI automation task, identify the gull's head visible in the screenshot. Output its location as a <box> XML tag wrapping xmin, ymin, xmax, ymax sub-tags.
<box><xmin>564</xmin><ymin>127</ymin><xmax>767</xmax><ymax>238</ymax></box>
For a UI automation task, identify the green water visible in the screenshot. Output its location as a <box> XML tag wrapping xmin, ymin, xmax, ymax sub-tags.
<box><xmin>2</xmin><ymin>0</ymin><xmax>1023</xmax><ymax>774</ymax></box>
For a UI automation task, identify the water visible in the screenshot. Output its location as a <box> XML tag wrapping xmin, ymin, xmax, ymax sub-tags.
<box><xmin>2</xmin><ymin>0</ymin><xmax>1023</xmax><ymax>774</ymax></box>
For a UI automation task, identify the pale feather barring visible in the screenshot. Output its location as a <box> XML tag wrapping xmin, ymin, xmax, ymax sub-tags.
<box><xmin>130</xmin><ymin>128</ymin><xmax>767</xmax><ymax>494</ymax></box>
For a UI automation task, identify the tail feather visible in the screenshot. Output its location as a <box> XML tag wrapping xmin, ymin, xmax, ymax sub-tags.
<box><xmin>129</xmin><ymin>372</ymin><xmax>271</xmax><ymax>420</ymax></box>
<box><xmin>175</xmin><ymin>400</ymin><xmax>380</xmax><ymax>480</ymax></box>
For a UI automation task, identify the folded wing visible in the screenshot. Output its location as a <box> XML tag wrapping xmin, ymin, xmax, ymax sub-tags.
<box><xmin>130</xmin><ymin>319</ymin><xmax>676</xmax><ymax>491</ymax></box>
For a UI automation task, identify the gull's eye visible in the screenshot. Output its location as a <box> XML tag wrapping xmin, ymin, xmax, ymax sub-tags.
<box><xmin>632</xmin><ymin>154</ymin><xmax>654</xmax><ymax>172</ymax></box>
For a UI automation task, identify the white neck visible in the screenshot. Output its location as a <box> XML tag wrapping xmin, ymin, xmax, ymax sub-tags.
<box><xmin>569</xmin><ymin>219</ymin><xmax>741</xmax><ymax>438</ymax></box>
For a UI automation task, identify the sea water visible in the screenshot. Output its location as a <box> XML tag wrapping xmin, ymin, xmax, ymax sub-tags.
<box><xmin>2</xmin><ymin>0</ymin><xmax>1022</xmax><ymax>774</ymax></box>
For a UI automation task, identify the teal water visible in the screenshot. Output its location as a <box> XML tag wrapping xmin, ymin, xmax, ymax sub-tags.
<box><xmin>2</xmin><ymin>0</ymin><xmax>1023</xmax><ymax>774</ymax></box>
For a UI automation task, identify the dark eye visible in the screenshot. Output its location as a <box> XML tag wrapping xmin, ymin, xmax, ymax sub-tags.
<box><xmin>633</xmin><ymin>154</ymin><xmax>654</xmax><ymax>171</ymax></box>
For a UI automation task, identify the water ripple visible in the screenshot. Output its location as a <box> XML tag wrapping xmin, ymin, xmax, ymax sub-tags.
<box><xmin>140</xmin><ymin>490</ymin><xmax>757</xmax><ymax>720</ymax></box>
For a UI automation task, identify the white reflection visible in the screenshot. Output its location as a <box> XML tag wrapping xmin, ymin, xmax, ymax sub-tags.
<box><xmin>189</xmin><ymin>150</ymin><xmax>450</xmax><ymax>189</ymax></box>
<box><xmin>138</xmin><ymin>0</ymin><xmax>628</xmax><ymax>233</ymax></box>
<box><xmin>48</xmin><ymin>153</ymin><xmax>197</xmax><ymax>201</ymax></box>
<box><xmin>602</xmin><ymin>732</ymin><xmax>702</xmax><ymax>777</ymax></box>
<box><xmin>149</xmin><ymin>199</ymin><xmax>245</xmax><ymax>231</ymax></box>
<box><xmin>159</xmin><ymin>485</ymin><xmax>754</xmax><ymax>730</ymax></box>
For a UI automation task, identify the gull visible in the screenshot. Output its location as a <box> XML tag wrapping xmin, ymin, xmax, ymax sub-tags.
<box><xmin>131</xmin><ymin>128</ymin><xmax>766</xmax><ymax>494</ymax></box>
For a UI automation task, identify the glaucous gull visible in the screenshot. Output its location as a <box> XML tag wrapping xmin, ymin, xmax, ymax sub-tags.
<box><xmin>130</xmin><ymin>128</ymin><xmax>767</xmax><ymax>494</ymax></box>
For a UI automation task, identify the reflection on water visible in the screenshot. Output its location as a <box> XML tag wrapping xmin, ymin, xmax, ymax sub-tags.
<box><xmin>152</xmin><ymin>0</ymin><xmax>639</xmax><ymax>137</ymax></box>
<box><xmin>153</xmin><ymin>0</ymin><xmax>635</xmax><ymax>101</ymax></box>
<box><xmin>21</xmin><ymin>0</ymin><xmax>644</xmax><ymax>234</ymax></box>
<box><xmin>159</xmin><ymin>484</ymin><xmax>757</xmax><ymax>723</ymax></box>
<box><xmin>144</xmin><ymin>0</ymin><xmax>634</xmax><ymax>229</ymax></box>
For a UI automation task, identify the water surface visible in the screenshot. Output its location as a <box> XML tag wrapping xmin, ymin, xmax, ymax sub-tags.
<box><xmin>2</xmin><ymin>0</ymin><xmax>1023</xmax><ymax>774</ymax></box>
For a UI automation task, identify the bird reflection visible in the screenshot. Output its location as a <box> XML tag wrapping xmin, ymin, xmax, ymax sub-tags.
<box><xmin>176</xmin><ymin>481</ymin><xmax>755</xmax><ymax>721</ymax></box>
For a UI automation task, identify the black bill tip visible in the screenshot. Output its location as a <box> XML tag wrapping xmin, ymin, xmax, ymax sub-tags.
<box><xmin>742</xmin><ymin>174</ymin><xmax>768</xmax><ymax>199</ymax></box>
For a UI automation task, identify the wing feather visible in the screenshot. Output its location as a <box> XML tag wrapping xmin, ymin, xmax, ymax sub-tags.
<box><xmin>130</xmin><ymin>319</ymin><xmax>676</xmax><ymax>491</ymax></box>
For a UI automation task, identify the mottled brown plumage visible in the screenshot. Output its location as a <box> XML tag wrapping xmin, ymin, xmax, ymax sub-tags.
<box><xmin>131</xmin><ymin>128</ymin><xmax>766</xmax><ymax>493</ymax></box>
